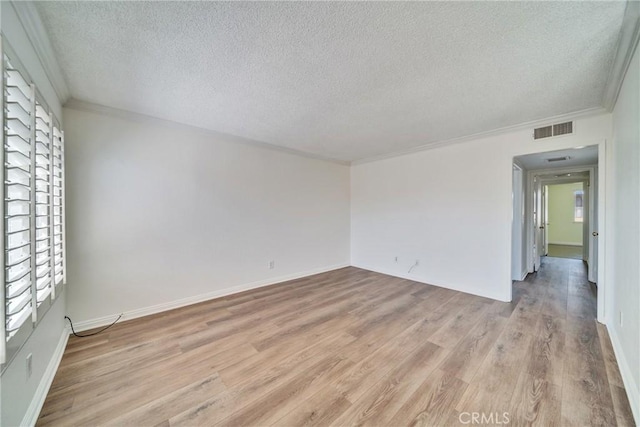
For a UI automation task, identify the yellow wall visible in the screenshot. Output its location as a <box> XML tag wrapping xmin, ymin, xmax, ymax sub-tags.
<box><xmin>547</xmin><ymin>182</ymin><xmax>584</xmax><ymax>245</ymax></box>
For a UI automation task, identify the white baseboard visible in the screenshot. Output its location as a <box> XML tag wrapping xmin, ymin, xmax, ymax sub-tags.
<box><xmin>548</xmin><ymin>241</ymin><xmax>582</xmax><ymax>246</ymax></box>
<box><xmin>21</xmin><ymin>326</ymin><xmax>70</xmax><ymax>427</ymax></box>
<box><xmin>352</xmin><ymin>263</ymin><xmax>508</xmax><ymax>302</ymax></box>
<box><xmin>73</xmin><ymin>263</ymin><xmax>350</xmax><ymax>332</ymax></box>
<box><xmin>514</xmin><ymin>268</ymin><xmax>529</xmax><ymax>282</ymax></box>
<box><xmin>607</xmin><ymin>323</ymin><xmax>640</xmax><ymax>424</ymax></box>
<box><xmin>520</xmin><ymin>269</ymin><xmax>529</xmax><ymax>281</ymax></box>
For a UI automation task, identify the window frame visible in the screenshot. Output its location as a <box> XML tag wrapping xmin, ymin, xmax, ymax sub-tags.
<box><xmin>574</xmin><ymin>189</ymin><xmax>584</xmax><ymax>223</ymax></box>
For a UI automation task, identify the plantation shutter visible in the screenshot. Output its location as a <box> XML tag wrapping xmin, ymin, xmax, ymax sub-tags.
<box><xmin>51</xmin><ymin>125</ymin><xmax>65</xmax><ymax>289</ymax></box>
<box><xmin>3</xmin><ymin>56</ymin><xmax>35</xmax><ymax>348</ymax></box>
<box><xmin>35</xmin><ymin>103</ymin><xmax>53</xmax><ymax>303</ymax></box>
<box><xmin>2</xmin><ymin>46</ymin><xmax>65</xmax><ymax>365</ymax></box>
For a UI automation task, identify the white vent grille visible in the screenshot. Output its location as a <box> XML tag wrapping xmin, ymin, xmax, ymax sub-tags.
<box><xmin>546</xmin><ymin>156</ymin><xmax>570</xmax><ymax>163</ymax></box>
<box><xmin>534</xmin><ymin>126</ymin><xmax>552</xmax><ymax>140</ymax></box>
<box><xmin>553</xmin><ymin>121</ymin><xmax>573</xmax><ymax>136</ymax></box>
<box><xmin>534</xmin><ymin>121</ymin><xmax>574</xmax><ymax>140</ymax></box>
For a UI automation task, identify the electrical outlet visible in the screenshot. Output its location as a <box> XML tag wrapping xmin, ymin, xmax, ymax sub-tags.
<box><xmin>394</xmin><ymin>256</ymin><xmax>398</xmax><ymax>263</ymax></box>
<box><xmin>26</xmin><ymin>353</ymin><xmax>33</xmax><ymax>379</ymax></box>
<box><xmin>268</xmin><ymin>261</ymin><xmax>275</xmax><ymax>270</ymax></box>
<box><xmin>619</xmin><ymin>311</ymin><xmax>623</xmax><ymax>327</ymax></box>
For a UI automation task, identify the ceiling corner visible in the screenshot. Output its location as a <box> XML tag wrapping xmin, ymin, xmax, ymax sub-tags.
<box><xmin>602</xmin><ymin>0</ymin><xmax>640</xmax><ymax>112</ymax></box>
<box><xmin>10</xmin><ymin>0</ymin><xmax>71</xmax><ymax>104</ymax></box>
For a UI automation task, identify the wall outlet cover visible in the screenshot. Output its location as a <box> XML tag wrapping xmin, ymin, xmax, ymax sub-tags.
<box><xmin>26</xmin><ymin>353</ymin><xmax>33</xmax><ymax>379</ymax></box>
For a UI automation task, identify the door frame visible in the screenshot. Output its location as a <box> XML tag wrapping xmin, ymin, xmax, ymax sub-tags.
<box><xmin>537</xmin><ymin>175</ymin><xmax>591</xmax><ymax>263</ymax></box>
<box><xmin>526</xmin><ymin>166</ymin><xmax>596</xmax><ymax>275</ymax></box>
<box><xmin>511</xmin><ymin>163</ymin><xmax>525</xmax><ymax>281</ymax></box>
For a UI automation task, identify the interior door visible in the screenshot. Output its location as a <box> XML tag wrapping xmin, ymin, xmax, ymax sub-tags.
<box><xmin>533</xmin><ymin>178</ymin><xmax>542</xmax><ymax>271</ymax></box>
<box><xmin>543</xmin><ymin>185</ymin><xmax>548</xmax><ymax>256</ymax></box>
<box><xmin>588</xmin><ymin>173</ymin><xmax>598</xmax><ymax>283</ymax></box>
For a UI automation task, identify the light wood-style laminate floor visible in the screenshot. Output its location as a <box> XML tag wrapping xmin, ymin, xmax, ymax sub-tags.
<box><xmin>38</xmin><ymin>257</ymin><xmax>635</xmax><ymax>426</ymax></box>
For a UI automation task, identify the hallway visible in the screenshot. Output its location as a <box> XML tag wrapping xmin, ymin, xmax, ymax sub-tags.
<box><xmin>511</xmin><ymin>256</ymin><xmax>633</xmax><ymax>425</ymax></box>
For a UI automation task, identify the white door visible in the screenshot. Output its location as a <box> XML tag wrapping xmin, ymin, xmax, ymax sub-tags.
<box><xmin>533</xmin><ymin>178</ymin><xmax>543</xmax><ymax>271</ymax></box>
<box><xmin>588</xmin><ymin>173</ymin><xmax>598</xmax><ymax>283</ymax></box>
<box><xmin>542</xmin><ymin>185</ymin><xmax>548</xmax><ymax>256</ymax></box>
<box><xmin>511</xmin><ymin>165</ymin><xmax>524</xmax><ymax>280</ymax></box>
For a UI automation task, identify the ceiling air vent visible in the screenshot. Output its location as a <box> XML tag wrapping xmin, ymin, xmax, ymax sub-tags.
<box><xmin>534</xmin><ymin>125</ymin><xmax>553</xmax><ymax>140</ymax></box>
<box><xmin>553</xmin><ymin>121</ymin><xmax>573</xmax><ymax>136</ymax></box>
<box><xmin>533</xmin><ymin>121</ymin><xmax>574</xmax><ymax>140</ymax></box>
<box><xmin>546</xmin><ymin>156</ymin><xmax>570</xmax><ymax>163</ymax></box>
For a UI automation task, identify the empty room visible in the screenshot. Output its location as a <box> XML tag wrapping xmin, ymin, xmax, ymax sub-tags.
<box><xmin>1</xmin><ymin>1</ymin><xmax>639</xmax><ymax>426</ymax></box>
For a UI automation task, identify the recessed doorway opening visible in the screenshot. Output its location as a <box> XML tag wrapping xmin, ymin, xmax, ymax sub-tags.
<box><xmin>546</xmin><ymin>181</ymin><xmax>586</xmax><ymax>260</ymax></box>
<box><xmin>511</xmin><ymin>144</ymin><xmax>605</xmax><ymax>323</ymax></box>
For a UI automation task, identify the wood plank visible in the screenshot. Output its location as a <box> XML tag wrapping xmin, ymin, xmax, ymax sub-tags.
<box><xmin>171</xmin><ymin>333</ymin><xmax>356</xmax><ymax>426</ymax></box>
<box><xmin>332</xmin><ymin>313</ymin><xmax>453</xmax><ymax>403</ymax></box>
<box><xmin>215</xmin><ymin>356</ymin><xmax>354</xmax><ymax>426</ymax></box>
<box><xmin>438</xmin><ymin>309</ymin><xmax>508</xmax><ymax>383</ymax></box>
<box><xmin>329</xmin><ymin>341</ymin><xmax>447</xmax><ymax>426</ymax></box>
<box><xmin>386</xmin><ymin>368</ymin><xmax>468</xmax><ymax>427</ymax></box>
<box><xmin>540</xmin><ymin>286</ymin><xmax>568</xmax><ymax>319</ymax></box>
<box><xmin>456</xmin><ymin>328</ymin><xmax>534</xmax><ymax>416</ymax></box>
<box><xmin>509</xmin><ymin>372</ymin><xmax>562</xmax><ymax>426</ymax></box>
<box><xmin>503</xmin><ymin>293</ymin><xmax>543</xmax><ymax>336</ymax></box>
<box><xmin>103</xmin><ymin>373</ymin><xmax>226</xmax><ymax>426</ymax></box>
<box><xmin>220</xmin><ymin>331</ymin><xmax>355</xmax><ymax>389</ymax></box>
<box><xmin>268</xmin><ymin>385</ymin><xmax>351</xmax><ymax>427</ymax></box>
<box><xmin>610</xmin><ymin>384</ymin><xmax>636</xmax><ymax>427</ymax></box>
<box><xmin>561</xmin><ymin>316</ymin><xmax>616</xmax><ymax>426</ymax></box>
<box><xmin>40</xmin><ymin>347</ymin><xmax>242</xmax><ymax>425</ymax></box>
<box><xmin>525</xmin><ymin>314</ymin><xmax>565</xmax><ymax>386</ymax></box>
<box><xmin>428</xmin><ymin>299</ymin><xmax>490</xmax><ymax>349</ymax></box>
<box><xmin>595</xmin><ymin>324</ymin><xmax>635</xmax><ymax>426</ymax></box>
<box><xmin>596</xmin><ymin>322</ymin><xmax>625</xmax><ymax>388</ymax></box>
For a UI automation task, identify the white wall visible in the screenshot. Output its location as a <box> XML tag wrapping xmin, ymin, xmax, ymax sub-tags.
<box><xmin>62</xmin><ymin>107</ymin><xmax>350</xmax><ymax>326</ymax></box>
<box><xmin>1</xmin><ymin>2</ymin><xmax>67</xmax><ymax>426</ymax></box>
<box><xmin>0</xmin><ymin>294</ymin><xmax>67</xmax><ymax>427</ymax></box>
<box><xmin>351</xmin><ymin>113</ymin><xmax>612</xmax><ymax>302</ymax></box>
<box><xmin>547</xmin><ymin>182</ymin><xmax>584</xmax><ymax>246</ymax></box>
<box><xmin>609</xmin><ymin>41</ymin><xmax>640</xmax><ymax>422</ymax></box>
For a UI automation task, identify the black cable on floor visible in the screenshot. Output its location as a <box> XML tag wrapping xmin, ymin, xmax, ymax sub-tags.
<box><xmin>64</xmin><ymin>314</ymin><xmax>122</xmax><ymax>338</ymax></box>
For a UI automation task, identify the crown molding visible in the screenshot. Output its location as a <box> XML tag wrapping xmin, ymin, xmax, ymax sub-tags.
<box><xmin>602</xmin><ymin>0</ymin><xmax>640</xmax><ymax>112</ymax></box>
<box><xmin>10</xmin><ymin>1</ymin><xmax>70</xmax><ymax>103</ymax></box>
<box><xmin>352</xmin><ymin>107</ymin><xmax>608</xmax><ymax>165</ymax></box>
<box><xmin>64</xmin><ymin>98</ymin><xmax>350</xmax><ymax>166</ymax></box>
<box><xmin>66</xmin><ymin>99</ymin><xmax>606</xmax><ymax>168</ymax></box>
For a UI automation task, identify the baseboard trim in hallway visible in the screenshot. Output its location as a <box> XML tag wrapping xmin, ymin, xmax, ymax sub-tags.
<box><xmin>608</xmin><ymin>324</ymin><xmax>640</xmax><ymax>423</ymax></box>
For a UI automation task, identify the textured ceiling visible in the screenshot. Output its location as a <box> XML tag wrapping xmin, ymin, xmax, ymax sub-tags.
<box><xmin>36</xmin><ymin>1</ymin><xmax>626</xmax><ymax>162</ymax></box>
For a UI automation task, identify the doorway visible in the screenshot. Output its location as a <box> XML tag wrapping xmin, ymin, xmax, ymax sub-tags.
<box><xmin>530</xmin><ymin>168</ymin><xmax>595</xmax><ymax>281</ymax></box>
<box><xmin>545</xmin><ymin>181</ymin><xmax>586</xmax><ymax>260</ymax></box>
<box><xmin>511</xmin><ymin>144</ymin><xmax>605</xmax><ymax>323</ymax></box>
